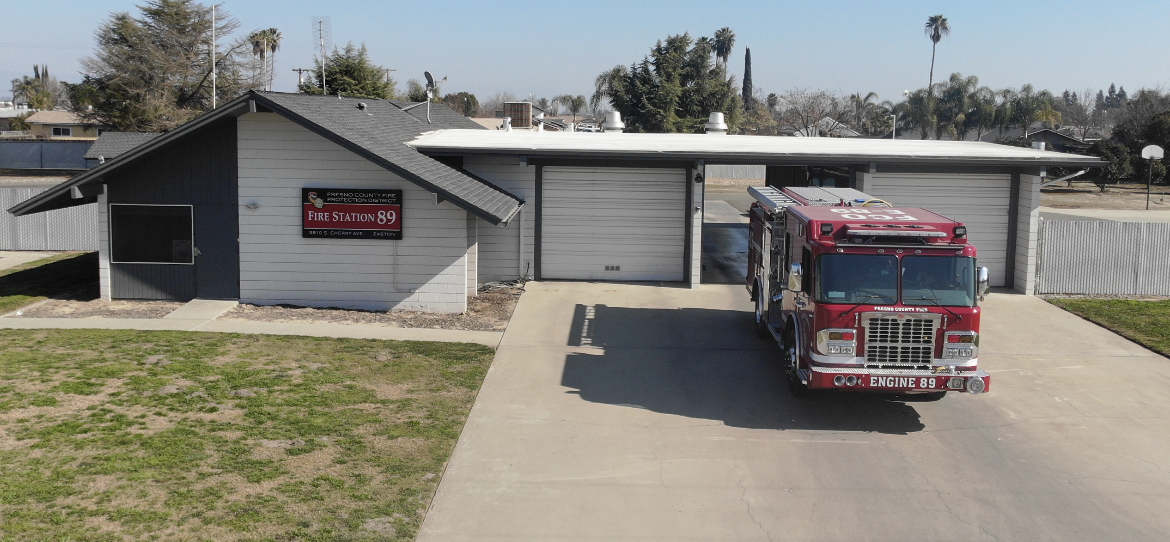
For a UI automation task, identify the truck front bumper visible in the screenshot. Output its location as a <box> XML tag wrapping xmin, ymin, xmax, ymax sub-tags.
<box><xmin>803</xmin><ymin>366</ymin><xmax>991</xmax><ymax>394</ymax></box>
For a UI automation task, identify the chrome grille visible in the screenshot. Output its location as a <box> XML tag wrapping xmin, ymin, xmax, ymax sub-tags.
<box><xmin>862</xmin><ymin>314</ymin><xmax>939</xmax><ymax>370</ymax></box>
<box><xmin>866</xmin><ymin>316</ymin><xmax>935</xmax><ymax>344</ymax></box>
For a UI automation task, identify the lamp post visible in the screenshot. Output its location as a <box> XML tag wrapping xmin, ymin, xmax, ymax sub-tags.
<box><xmin>1142</xmin><ymin>145</ymin><xmax>1164</xmax><ymax>210</ymax></box>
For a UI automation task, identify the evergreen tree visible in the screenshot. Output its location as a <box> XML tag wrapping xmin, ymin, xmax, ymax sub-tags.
<box><xmin>742</xmin><ymin>48</ymin><xmax>754</xmax><ymax>111</ymax></box>
<box><xmin>442</xmin><ymin>92</ymin><xmax>479</xmax><ymax>116</ymax></box>
<box><xmin>299</xmin><ymin>43</ymin><xmax>396</xmax><ymax>99</ymax></box>
<box><xmin>591</xmin><ymin>32</ymin><xmax>741</xmax><ymax>133</ymax></box>
<box><xmin>71</xmin><ymin>0</ymin><xmax>262</xmax><ymax>131</ymax></box>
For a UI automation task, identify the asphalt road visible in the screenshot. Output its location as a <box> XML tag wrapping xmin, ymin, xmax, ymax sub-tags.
<box><xmin>420</xmin><ymin>281</ymin><xmax>1170</xmax><ymax>541</ymax></box>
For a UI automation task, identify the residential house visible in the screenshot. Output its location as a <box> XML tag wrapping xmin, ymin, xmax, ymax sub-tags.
<box><xmin>25</xmin><ymin>111</ymin><xmax>101</xmax><ymax>140</ymax></box>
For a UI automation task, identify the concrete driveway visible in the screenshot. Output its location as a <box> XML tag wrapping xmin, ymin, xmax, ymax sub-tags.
<box><xmin>419</xmin><ymin>282</ymin><xmax>1170</xmax><ymax>541</ymax></box>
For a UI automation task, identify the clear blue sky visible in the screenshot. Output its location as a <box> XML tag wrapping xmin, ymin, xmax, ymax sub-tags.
<box><xmin>3</xmin><ymin>0</ymin><xmax>1168</xmax><ymax>106</ymax></box>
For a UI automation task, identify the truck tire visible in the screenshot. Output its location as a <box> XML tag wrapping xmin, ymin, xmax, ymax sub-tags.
<box><xmin>754</xmin><ymin>284</ymin><xmax>770</xmax><ymax>339</ymax></box>
<box><xmin>783</xmin><ymin>326</ymin><xmax>810</xmax><ymax>397</ymax></box>
<box><xmin>919</xmin><ymin>391</ymin><xmax>948</xmax><ymax>401</ymax></box>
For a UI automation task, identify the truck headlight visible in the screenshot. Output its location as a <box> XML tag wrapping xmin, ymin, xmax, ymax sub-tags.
<box><xmin>817</xmin><ymin>329</ymin><xmax>857</xmax><ymax>357</ymax></box>
<box><xmin>943</xmin><ymin>332</ymin><xmax>978</xmax><ymax>360</ymax></box>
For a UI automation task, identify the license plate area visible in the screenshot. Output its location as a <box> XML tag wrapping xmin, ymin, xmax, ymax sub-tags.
<box><xmin>864</xmin><ymin>375</ymin><xmax>946</xmax><ymax>390</ymax></box>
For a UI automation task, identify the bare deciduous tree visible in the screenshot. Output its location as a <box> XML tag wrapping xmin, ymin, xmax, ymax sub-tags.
<box><xmin>774</xmin><ymin>89</ymin><xmax>846</xmax><ymax>136</ymax></box>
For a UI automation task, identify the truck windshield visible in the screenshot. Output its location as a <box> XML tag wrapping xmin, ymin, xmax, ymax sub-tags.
<box><xmin>902</xmin><ymin>256</ymin><xmax>976</xmax><ymax>307</ymax></box>
<box><xmin>816</xmin><ymin>254</ymin><xmax>898</xmax><ymax>304</ymax></box>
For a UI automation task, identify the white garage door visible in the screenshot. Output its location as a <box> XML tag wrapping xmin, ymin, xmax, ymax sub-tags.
<box><xmin>542</xmin><ymin>166</ymin><xmax>686</xmax><ymax>281</ymax></box>
<box><xmin>868</xmin><ymin>173</ymin><xmax>1012</xmax><ymax>286</ymax></box>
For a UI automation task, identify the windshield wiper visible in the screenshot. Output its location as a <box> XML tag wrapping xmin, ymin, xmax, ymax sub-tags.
<box><xmin>835</xmin><ymin>294</ymin><xmax>881</xmax><ymax>323</ymax></box>
<box><xmin>904</xmin><ymin>296</ymin><xmax>963</xmax><ymax>320</ymax></box>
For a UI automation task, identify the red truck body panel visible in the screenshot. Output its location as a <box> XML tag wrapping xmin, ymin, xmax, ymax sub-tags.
<box><xmin>746</xmin><ymin>186</ymin><xmax>990</xmax><ymax>396</ymax></box>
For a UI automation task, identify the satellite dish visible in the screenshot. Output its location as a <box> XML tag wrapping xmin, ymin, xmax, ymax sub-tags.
<box><xmin>1142</xmin><ymin>145</ymin><xmax>1164</xmax><ymax>160</ymax></box>
<box><xmin>424</xmin><ymin>71</ymin><xmax>435</xmax><ymax>89</ymax></box>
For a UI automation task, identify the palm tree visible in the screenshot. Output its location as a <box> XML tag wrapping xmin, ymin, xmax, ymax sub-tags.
<box><xmin>848</xmin><ymin>91</ymin><xmax>880</xmax><ymax>134</ymax></box>
<box><xmin>713</xmin><ymin>27</ymin><xmax>735</xmax><ymax>67</ymax></box>
<box><xmin>249</xmin><ymin>28</ymin><xmax>282</xmax><ymax>91</ymax></box>
<box><xmin>924</xmin><ymin>15</ymin><xmax>950</xmax><ymax>89</ymax></box>
<box><xmin>263</xmin><ymin>28</ymin><xmax>282</xmax><ymax>90</ymax></box>
<box><xmin>555</xmin><ymin>94</ymin><xmax>587</xmax><ymax>124</ymax></box>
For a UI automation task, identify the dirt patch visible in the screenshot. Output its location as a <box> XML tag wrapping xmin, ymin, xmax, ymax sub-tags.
<box><xmin>1043</xmin><ymin>181</ymin><xmax>1170</xmax><ymax>210</ymax></box>
<box><xmin>15</xmin><ymin>298</ymin><xmax>184</xmax><ymax>319</ymax></box>
<box><xmin>223</xmin><ymin>284</ymin><xmax>524</xmax><ymax>331</ymax></box>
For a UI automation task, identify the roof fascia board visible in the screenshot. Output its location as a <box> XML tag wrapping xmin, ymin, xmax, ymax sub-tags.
<box><xmin>422</xmin><ymin>147</ymin><xmax>1103</xmax><ymax>168</ymax></box>
<box><xmin>249</xmin><ymin>94</ymin><xmax>518</xmax><ymax>226</ymax></box>
<box><xmin>528</xmin><ymin>157</ymin><xmax>693</xmax><ymax>169</ymax></box>
<box><xmin>8</xmin><ymin>94</ymin><xmax>252</xmax><ymax>216</ymax></box>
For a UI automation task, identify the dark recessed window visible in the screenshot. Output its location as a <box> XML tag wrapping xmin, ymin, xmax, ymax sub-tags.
<box><xmin>52</xmin><ymin>127</ymin><xmax>72</xmax><ymax>137</ymax></box>
<box><xmin>110</xmin><ymin>205</ymin><xmax>193</xmax><ymax>264</ymax></box>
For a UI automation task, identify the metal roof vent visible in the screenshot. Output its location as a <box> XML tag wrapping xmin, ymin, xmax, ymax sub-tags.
<box><xmin>602</xmin><ymin>111</ymin><xmax>625</xmax><ymax>133</ymax></box>
<box><xmin>502</xmin><ymin>117</ymin><xmax>512</xmax><ymax>131</ymax></box>
<box><xmin>705</xmin><ymin>112</ymin><xmax>728</xmax><ymax>134</ymax></box>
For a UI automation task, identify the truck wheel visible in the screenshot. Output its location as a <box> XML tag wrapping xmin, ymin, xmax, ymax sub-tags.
<box><xmin>754</xmin><ymin>284</ymin><xmax>770</xmax><ymax>338</ymax></box>
<box><xmin>920</xmin><ymin>391</ymin><xmax>948</xmax><ymax>401</ymax></box>
<box><xmin>783</xmin><ymin>327</ymin><xmax>810</xmax><ymax>397</ymax></box>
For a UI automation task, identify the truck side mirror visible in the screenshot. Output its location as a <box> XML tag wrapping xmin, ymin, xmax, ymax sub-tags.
<box><xmin>788</xmin><ymin>262</ymin><xmax>803</xmax><ymax>291</ymax></box>
<box><xmin>976</xmin><ymin>266</ymin><xmax>990</xmax><ymax>300</ymax></box>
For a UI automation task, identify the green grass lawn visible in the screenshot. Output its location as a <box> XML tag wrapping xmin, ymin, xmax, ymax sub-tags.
<box><xmin>0</xmin><ymin>252</ymin><xmax>97</xmax><ymax>314</ymax></box>
<box><xmin>0</xmin><ymin>329</ymin><xmax>494</xmax><ymax>541</ymax></box>
<box><xmin>1048</xmin><ymin>298</ymin><xmax>1170</xmax><ymax>357</ymax></box>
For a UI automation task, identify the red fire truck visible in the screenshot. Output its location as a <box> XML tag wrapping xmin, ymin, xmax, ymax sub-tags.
<box><xmin>746</xmin><ymin>186</ymin><xmax>991</xmax><ymax>399</ymax></box>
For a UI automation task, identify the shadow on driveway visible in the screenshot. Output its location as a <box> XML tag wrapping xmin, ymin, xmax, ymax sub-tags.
<box><xmin>561</xmin><ymin>303</ymin><xmax>926</xmax><ymax>435</ymax></box>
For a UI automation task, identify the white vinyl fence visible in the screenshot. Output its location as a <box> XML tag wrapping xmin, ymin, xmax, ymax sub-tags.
<box><xmin>705</xmin><ymin>164</ymin><xmax>765</xmax><ymax>180</ymax></box>
<box><xmin>0</xmin><ymin>187</ymin><xmax>98</xmax><ymax>251</ymax></box>
<box><xmin>1037</xmin><ymin>219</ymin><xmax>1170</xmax><ymax>295</ymax></box>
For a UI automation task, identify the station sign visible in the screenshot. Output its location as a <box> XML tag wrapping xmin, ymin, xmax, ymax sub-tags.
<box><xmin>302</xmin><ymin>188</ymin><xmax>402</xmax><ymax>239</ymax></box>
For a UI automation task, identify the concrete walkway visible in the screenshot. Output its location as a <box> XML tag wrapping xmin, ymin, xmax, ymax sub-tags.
<box><xmin>0</xmin><ymin>298</ymin><xmax>504</xmax><ymax>347</ymax></box>
<box><xmin>419</xmin><ymin>282</ymin><xmax>1170</xmax><ymax>542</ymax></box>
<box><xmin>0</xmin><ymin>251</ymin><xmax>61</xmax><ymax>271</ymax></box>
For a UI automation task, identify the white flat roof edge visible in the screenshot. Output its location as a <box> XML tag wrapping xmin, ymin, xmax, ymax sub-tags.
<box><xmin>407</xmin><ymin>130</ymin><xmax>1103</xmax><ymax>167</ymax></box>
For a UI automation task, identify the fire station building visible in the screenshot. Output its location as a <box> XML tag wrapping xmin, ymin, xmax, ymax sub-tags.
<box><xmin>8</xmin><ymin>91</ymin><xmax>1100</xmax><ymax>312</ymax></box>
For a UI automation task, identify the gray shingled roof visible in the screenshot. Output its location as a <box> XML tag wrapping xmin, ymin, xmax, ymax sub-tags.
<box><xmin>255</xmin><ymin>92</ymin><xmax>523</xmax><ymax>224</ymax></box>
<box><xmin>10</xmin><ymin>91</ymin><xmax>524</xmax><ymax>225</ymax></box>
<box><xmin>83</xmin><ymin>132</ymin><xmax>160</xmax><ymax>160</ymax></box>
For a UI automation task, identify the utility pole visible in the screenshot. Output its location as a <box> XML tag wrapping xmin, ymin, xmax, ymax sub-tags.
<box><xmin>292</xmin><ymin>68</ymin><xmax>314</xmax><ymax>86</ymax></box>
<box><xmin>385</xmin><ymin>68</ymin><xmax>396</xmax><ymax>84</ymax></box>
<box><xmin>211</xmin><ymin>4</ymin><xmax>216</xmax><ymax>108</ymax></box>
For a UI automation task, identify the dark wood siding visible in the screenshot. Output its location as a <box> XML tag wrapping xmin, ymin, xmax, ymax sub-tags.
<box><xmin>106</xmin><ymin>118</ymin><xmax>239</xmax><ymax>300</ymax></box>
<box><xmin>111</xmin><ymin>264</ymin><xmax>196</xmax><ymax>300</ymax></box>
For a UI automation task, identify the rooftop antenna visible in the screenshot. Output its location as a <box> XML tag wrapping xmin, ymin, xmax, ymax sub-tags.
<box><xmin>423</xmin><ymin>71</ymin><xmax>446</xmax><ymax>124</ymax></box>
<box><xmin>311</xmin><ymin>16</ymin><xmax>331</xmax><ymax>95</ymax></box>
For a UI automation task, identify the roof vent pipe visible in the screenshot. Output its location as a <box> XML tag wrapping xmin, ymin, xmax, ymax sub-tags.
<box><xmin>502</xmin><ymin>117</ymin><xmax>512</xmax><ymax>131</ymax></box>
<box><xmin>705</xmin><ymin>112</ymin><xmax>728</xmax><ymax>134</ymax></box>
<box><xmin>602</xmin><ymin>111</ymin><xmax>625</xmax><ymax>133</ymax></box>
